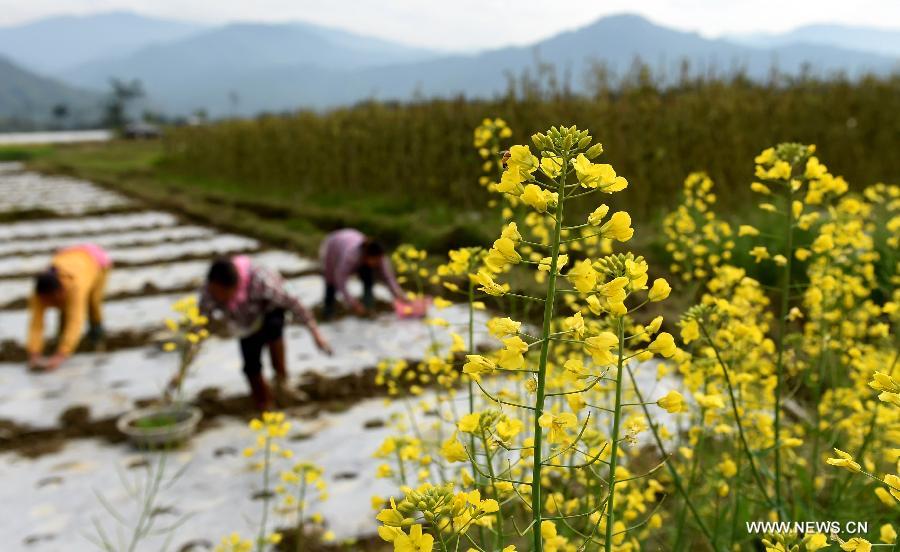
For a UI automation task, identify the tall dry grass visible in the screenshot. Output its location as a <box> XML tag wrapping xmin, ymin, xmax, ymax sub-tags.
<box><xmin>163</xmin><ymin>67</ymin><xmax>900</xmax><ymax>220</ymax></box>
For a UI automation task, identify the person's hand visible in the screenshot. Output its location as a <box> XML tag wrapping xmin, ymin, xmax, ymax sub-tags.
<box><xmin>313</xmin><ymin>331</ymin><xmax>334</xmax><ymax>356</ymax></box>
<box><xmin>28</xmin><ymin>353</ymin><xmax>44</xmax><ymax>371</ymax></box>
<box><xmin>42</xmin><ymin>353</ymin><xmax>68</xmax><ymax>372</ymax></box>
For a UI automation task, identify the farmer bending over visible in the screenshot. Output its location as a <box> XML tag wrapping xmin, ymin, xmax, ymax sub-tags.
<box><xmin>27</xmin><ymin>244</ymin><xmax>111</xmax><ymax>371</ymax></box>
<box><xmin>319</xmin><ymin>228</ymin><xmax>407</xmax><ymax>319</ymax></box>
<box><xmin>199</xmin><ymin>255</ymin><xmax>332</xmax><ymax>411</ymax></box>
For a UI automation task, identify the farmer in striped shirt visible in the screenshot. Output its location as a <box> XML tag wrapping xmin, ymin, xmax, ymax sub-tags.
<box><xmin>199</xmin><ymin>255</ymin><xmax>331</xmax><ymax>411</ymax></box>
<box><xmin>319</xmin><ymin>228</ymin><xmax>407</xmax><ymax>319</ymax></box>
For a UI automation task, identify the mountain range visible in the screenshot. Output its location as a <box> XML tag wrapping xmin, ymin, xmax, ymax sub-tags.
<box><xmin>0</xmin><ymin>55</ymin><xmax>101</xmax><ymax>128</ymax></box>
<box><xmin>0</xmin><ymin>11</ymin><xmax>897</xmax><ymax>123</ymax></box>
<box><xmin>728</xmin><ymin>24</ymin><xmax>900</xmax><ymax>57</ymax></box>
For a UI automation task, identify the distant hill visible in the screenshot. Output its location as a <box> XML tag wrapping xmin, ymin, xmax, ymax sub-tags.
<box><xmin>60</xmin><ymin>13</ymin><xmax>900</xmax><ymax>115</ymax></box>
<box><xmin>0</xmin><ymin>12</ymin><xmax>898</xmax><ymax>121</ymax></box>
<box><xmin>729</xmin><ymin>24</ymin><xmax>900</xmax><ymax>58</ymax></box>
<box><xmin>0</xmin><ymin>11</ymin><xmax>204</xmax><ymax>74</ymax></box>
<box><xmin>0</xmin><ymin>55</ymin><xmax>100</xmax><ymax>129</ymax></box>
<box><xmin>61</xmin><ymin>20</ymin><xmax>439</xmax><ymax>114</ymax></box>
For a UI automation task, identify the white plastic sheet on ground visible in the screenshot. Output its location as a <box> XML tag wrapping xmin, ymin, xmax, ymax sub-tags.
<box><xmin>0</xmin><ymin>235</ymin><xmax>260</xmax><ymax>276</ymax></box>
<box><xmin>0</xmin><ymin>165</ymin><xmax>132</xmax><ymax>215</ymax></box>
<box><xmin>0</xmin><ymin>211</ymin><xmax>178</xmax><ymax>241</ymax></box>
<box><xmin>0</xmin><ymin>225</ymin><xmax>217</xmax><ymax>258</ymax></box>
<box><xmin>0</xmin><ymin>400</ymin><xmax>399</xmax><ymax>551</ymax></box>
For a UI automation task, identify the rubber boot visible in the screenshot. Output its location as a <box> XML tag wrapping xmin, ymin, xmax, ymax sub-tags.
<box><xmin>86</xmin><ymin>322</ymin><xmax>106</xmax><ymax>352</ymax></box>
<box><xmin>269</xmin><ymin>338</ymin><xmax>297</xmax><ymax>407</ymax></box>
<box><xmin>246</xmin><ymin>372</ymin><xmax>272</xmax><ymax>412</ymax></box>
<box><xmin>269</xmin><ymin>338</ymin><xmax>287</xmax><ymax>380</ymax></box>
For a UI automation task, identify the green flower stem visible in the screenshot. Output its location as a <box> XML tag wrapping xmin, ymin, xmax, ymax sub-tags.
<box><xmin>480</xmin><ymin>431</ymin><xmax>505</xmax><ymax>549</ymax></box>
<box><xmin>603</xmin><ymin>316</ymin><xmax>626</xmax><ymax>552</ymax></box>
<box><xmin>465</xmin><ymin>279</ymin><xmax>484</xmax><ymax>494</ymax></box>
<box><xmin>772</xmin><ymin>178</ymin><xmax>795</xmax><ymax>518</ymax></box>
<box><xmin>256</xmin><ymin>436</ymin><xmax>272</xmax><ymax>552</ymax></box>
<box><xmin>295</xmin><ymin>478</ymin><xmax>307</xmax><ymax>552</ymax></box>
<box><xmin>674</xmin><ymin>397</ymin><xmax>708</xmax><ymax>551</ymax></box>
<box><xmin>832</xmin><ymin>345</ymin><xmax>900</xmax><ymax>504</ymax></box>
<box><xmin>396</xmin><ymin>449</ymin><xmax>408</xmax><ymax>486</ymax></box>
<box><xmin>466</xmin><ymin>278</ymin><xmax>489</xmax><ymax>547</ymax></box>
<box><xmin>436</xmin><ymin>524</ymin><xmax>450</xmax><ymax>552</ymax></box>
<box><xmin>530</xmin><ymin>155</ymin><xmax>568</xmax><ymax>552</ymax></box>
<box><xmin>698</xmin><ymin>322</ymin><xmax>775</xmax><ymax>510</ymax></box>
<box><xmin>807</xmin><ymin>336</ymin><xmax>829</xmax><ymax>505</ymax></box>
<box><xmin>125</xmin><ymin>449</ymin><xmax>170</xmax><ymax>552</ymax></box>
<box><xmin>728</xmin><ymin>447</ymin><xmax>743</xmax><ymax>550</ymax></box>
<box><xmin>624</xmin><ymin>364</ymin><xmax>716</xmax><ymax>548</ymax></box>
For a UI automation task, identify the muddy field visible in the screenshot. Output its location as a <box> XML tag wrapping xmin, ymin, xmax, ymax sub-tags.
<box><xmin>0</xmin><ymin>162</ymin><xmax>496</xmax><ymax>551</ymax></box>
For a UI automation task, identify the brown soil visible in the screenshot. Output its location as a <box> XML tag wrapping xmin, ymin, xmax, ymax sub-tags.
<box><xmin>0</xmin><ymin>246</ymin><xmax>263</xmax><ymax>281</ymax></box>
<box><xmin>0</xmin><ymin>232</ymin><xmax>231</xmax><ymax>261</ymax></box>
<box><xmin>0</xmin><ymin>359</ymin><xmax>429</xmax><ymax>457</ymax></box>
<box><xmin>171</xmin><ymin>531</ymin><xmax>390</xmax><ymax>552</ymax></box>
<box><xmin>0</xmin><ymin>219</ymin><xmax>178</xmax><ymax>243</ymax></box>
<box><xmin>1</xmin><ymin>329</ymin><xmax>160</xmax><ymax>363</ymax></box>
<box><xmin>0</xmin><ymin>205</ymin><xmax>140</xmax><ymax>225</ymax></box>
<box><xmin>274</xmin><ymin>529</ymin><xmax>389</xmax><ymax>552</ymax></box>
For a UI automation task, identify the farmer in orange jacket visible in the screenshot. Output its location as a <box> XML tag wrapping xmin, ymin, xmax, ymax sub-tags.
<box><xmin>27</xmin><ymin>244</ymin><xmax>112</xmax><ymax>371</ymax></box>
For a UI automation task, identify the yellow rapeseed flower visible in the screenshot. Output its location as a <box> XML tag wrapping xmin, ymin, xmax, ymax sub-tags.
<box><xmin>656</xmin><ymin>390</ymin><xmax>687</xmax><ymax>413</ymax></box>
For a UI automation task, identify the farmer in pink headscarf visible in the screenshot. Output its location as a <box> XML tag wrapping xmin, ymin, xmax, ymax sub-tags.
<box><xmin>319</xmin><ymin>228</ymin><xmax>407</xmax><ymax>319</ymax></box>
<box><xmin>198</xmin><ymin>255</ymin><xmax>331</xmax><ymax>410</ymax></box>
<box><xmin>27</xmin><ymin>243</ymin><xmax>112</xmax><ymax>371</ymax></box>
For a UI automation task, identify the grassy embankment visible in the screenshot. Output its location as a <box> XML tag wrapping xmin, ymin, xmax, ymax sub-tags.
<box><xmin>9</xmin><ymin>139</ymin><xmax>488</xmax><ymax>258</ymax></box>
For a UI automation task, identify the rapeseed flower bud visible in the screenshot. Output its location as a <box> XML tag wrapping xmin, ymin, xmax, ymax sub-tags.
<box><xmin>648</xmin><ymin>332</ymin><xmax>677</xmax><ymax>357</ymax></box>
<box><xmin>648</xmin><ymin>278</ymin><xmax>671</xmax><ymax>302</ymax></box>
<box><xmin>826</xmin><ymin>448</ymin><xmax>861</xmax><ymax>473</ymax></box>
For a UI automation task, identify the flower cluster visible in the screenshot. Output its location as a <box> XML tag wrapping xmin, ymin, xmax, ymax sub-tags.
<box><xmin>662</xmin><ymin>143</ymin><xmax>899</xmax><ymax>549</ymax></box>
<box><xmin>275</xmin><ymin>461</ymin><xmax>334</xmax><ymax>547</ymax></box>
<box><xmin>162</xmin><ymin>295</ymin><xmax>210</xmax><ymax>399</ymax></box>
<box><xmin>473</xmin><ymin>117</ymin><xmax>513</xmax><ymax>196</ymax></box>
<box><xmin>371</xmin><ymin>127</ymin><xmax>898</xmax><ymax>550</ymax></box>
<box><xmin>218</xmin><ymin>413</ymin><xmax>335</xmax><ymax>551</ymax></box>
<box><xmin>376</xmin><ymin>483</ymin><xmax>500</xmax><ymax>549</ymax></box>
<box><xmin>661</xmin><ymin>172</ymin><xmax>734</xmax><ymax>283</ymax></box>
<box><xmin>370</xmin><ymin>125</ymin><xmax>684</xmax><ymax>552</ymax></box>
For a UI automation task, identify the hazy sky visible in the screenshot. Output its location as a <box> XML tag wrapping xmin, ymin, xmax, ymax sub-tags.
<box><xmin>1</xmin><ymin>0</ymin><xmax>899</xmax><ymax>51</ymax></box>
